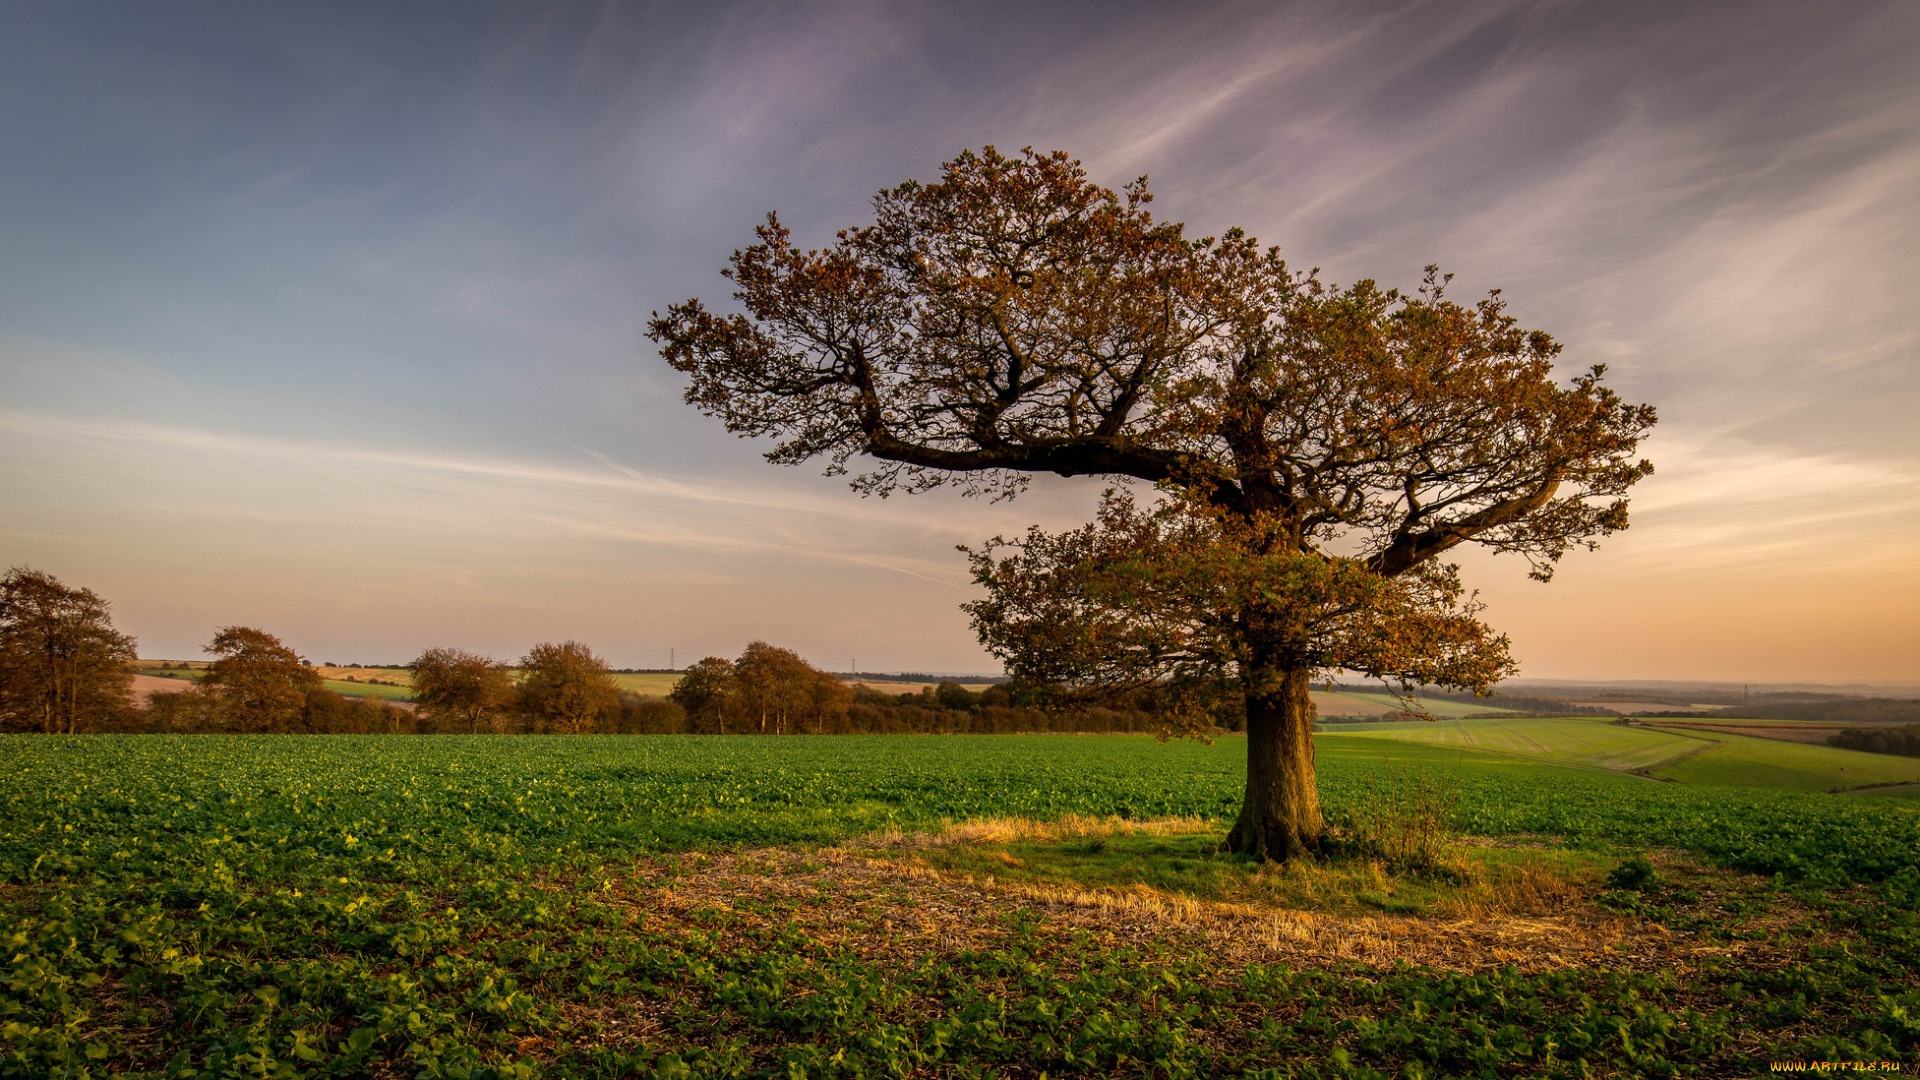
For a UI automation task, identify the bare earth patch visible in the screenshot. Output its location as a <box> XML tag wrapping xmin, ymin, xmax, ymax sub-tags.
<box><xmin>129</xmin><ymin>673</ymin><xmax>195</xmax><ymax>704</ymax></box>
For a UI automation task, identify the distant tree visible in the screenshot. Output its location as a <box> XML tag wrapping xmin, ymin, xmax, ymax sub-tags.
<box><xmin>0</xmin><ymin>567</ymin><xmax>138</xmax><ymax>733</ymax></box>
<box><xmin>410</xmin><ymin>647</ymin><xmax>514</xmax><ymax>733</ymax></box>
<box><xmin>670</xmin><ymin>656</ymin><xmax>739</xmax><ymax>733</ymax></box>
<box><xmin>518</xmin><ymin>641</ymin><xmax>620</xmax><ymax>734</ymax></box>
<box><xmin>200</xmin><ymin>626</ymin><xmax>323</xmax><ymax>732</ymax></box>
<box><xmin>610</xmin><ymin>693</ymin><xmax>689</xmax><ymax>734</ymax></box>
<box><xmin>936</xmin><ymin>681</ymin><xmax>979</xmax><ymax>711</ymax></box>
<box><xmin>145</xmin><ymin>685</ymin><xmax>218</xmax><ymax>733</ymax></box>
<box><xmin>1830</xmin><ymin>727</ymin><xmax>1920</xmax><ymax>758</ymax></box>
<box><xmin>735</xmin><ymin>641</ymin><xmax>820</xmax><ymax>734</ymax></box>
<box><xmin>669</xmin><ymin>645</ymin><xmax>852</xmax><ymax>734</ymax></box>
<box><xmin>652</xmin><ymin>146</ymin><xmax>1655</xmax><ymax>859</ymax></box>
<box><xmin>804</xmin><ymin>667</ymin><xmax>855</xmax><ymax>734</ymax></box>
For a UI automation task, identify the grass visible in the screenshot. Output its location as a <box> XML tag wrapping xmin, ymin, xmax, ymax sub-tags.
<box><xmin>1853</xmin><ymin>783</ymin><xmax>1920</xmax><ymax>799</ymax></box>
<box><xmin>314</xmin><ymin>665</ymin><xmax>412</xmax><ymax>686</ymax></box>
<box><xmin>133</xmin><ymin>668</ymin><xmax>203</xmax><ymax>682</ymax></box>
<box><xmin>1313</xmin><ymin>690</ymin><xmax>1517</xmax><ymax>718</ymax></box>
<box><xmin>1651</xmin><ymin>729</ymin><xmax>1920</xmax><ymax>791</ymax></box>
<box><xmin>318</xmin><ymin>678</ymin><xmax>414</xmax><ymax>700</ymax></box>
<box><xmin>137</xmin><ymin>666</ymin><xmax>416</xmax><ymax>701</ymax></box>
<box><xmin>1334</xmin><ymin>715</ymin><xmax>1920</xmax><ymax>793</ymax></box>
<box><xmin>857</xmin><ymin>816</ymin><xmax>1610</xmax><ymax>920</ymax></box>
<box><xmin>609</xmin><ymin>671</ymin><xmax>682</xmax><ymax>695</ymax></box>
<box><xmin>1329</xmin><ymin>715</ymin><xmax>1709</xmax><ymax>771</ymax></box>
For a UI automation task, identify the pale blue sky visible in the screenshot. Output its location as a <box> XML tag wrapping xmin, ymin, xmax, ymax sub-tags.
<box><xmin>3</xmin><ymin>1</ymin><xmax>1917</xmax><ymax>679</ymax></box>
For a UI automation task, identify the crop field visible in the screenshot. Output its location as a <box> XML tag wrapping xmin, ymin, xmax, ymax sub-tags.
<box><xmin>318</xmin><ymin>679</ymin><xmax>415</xmax><ymax>702</ymax></box>
<box><xmin>141</xmin><ymin>668</ymin><xmax>417</xmax><ymax>703</ymax></box>
<box><xmin>1643</xmin><ymin>720</ymin><xmax>1869</xmax><ymax>745</ymax></box>
<box><xmin>1649</xmin><ymin>730</ymin><xmax>1920</xmax><ymax>792</ymax></box>
<box><xmin>1332</xmin><ymin>715</ymin><xmax>1920</xmax><ymax>794</ymax></box>
<box><xmin>3</xmin><ymin>734</ymin><xmax>1918</xmax><ymax>1078</ymax></box>
<box><xmin>1330</xmin><ymin>716</ymin><xmax>1709</xmax><ymax>772</ymax></box>
<box><xmin>611</xmin><ymin>673</ymin><xmax>683</xmax><ymax>696</ymax></box>
<box><xmin>1312</xmin><ymin>691</ymin><xmax>1517</xmax><ymax>719</ymax></box>
<box><xmin>314</xmin><ymin>667</ymin><xmax>415</xmax><ymax>699</ymax></box>
<box><xmin>1858</xmin><ymin>784</ymin><xmax>1920</xmax><ymax>800</ymax></box>
<box><xmin>846</xmin><ymin>681</ymin><xmax>946</xmax><ymax>696</ymax></box>
<box><xmin>312</xmin><ymin>667</ymin><xmax>413</xmax><ymax>682</ymax></box>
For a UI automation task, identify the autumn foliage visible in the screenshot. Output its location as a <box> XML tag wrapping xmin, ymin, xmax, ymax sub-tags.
<box><xmin>651</xmin><ymin>146</ymin><xmax>1656</xmax><ymax>859</ymax></box>
<box><xmin>0</xmin><ymin>566</ymin><xmax>137</xmax><ymax>733</ymax></box>
<box><xmin>670</xmin><ymin>641</ymin><xmax>852</xmax><ymax>734</ymax></box>
<box><xmin>518</xmin><ymin>640</ymin><xmax>621</xmax><ymax>734</ymax></box>
<box><xmin>199</xmin><ymin>626</ymin><xmax>324</xmax><ymax>733</ymax></box>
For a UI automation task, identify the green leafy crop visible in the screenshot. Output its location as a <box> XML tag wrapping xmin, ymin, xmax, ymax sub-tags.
<box><xmin>1</xmin><ymin>734</ymin><xmax>1915</xmax><ymax>1078</ymax></box>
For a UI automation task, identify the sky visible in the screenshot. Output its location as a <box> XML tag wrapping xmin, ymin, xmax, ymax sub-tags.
<box><xmin>2</xmin><ymin>0</ymin><xmax>1917</xmax><ymax>682</ymax></box>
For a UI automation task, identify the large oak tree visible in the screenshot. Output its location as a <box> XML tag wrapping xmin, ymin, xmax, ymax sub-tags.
<box><xmin>650</xmin><ymin>147</ymin><xmax>1655</xmax><ymax>860</ymax></box>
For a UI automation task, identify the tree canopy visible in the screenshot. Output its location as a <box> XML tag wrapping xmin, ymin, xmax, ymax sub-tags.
<box><xmin>200</xmin><ymin>626</ymin><xmax>323</xmax><ymax>732</ymax></box>
<box><xmin>0</xmin><ymin>566</ymin><xmax>138</xmax><ymax>734</ymax></box>
<box><xmin>670</xmin><ymin>641</ymin><xmax>852</xmax><ymax>735</ymax></box>
<box><xmin>651</xmin><ymin>146</ymin><xmax>1655</xmax><ymax>859</ymax></box>
<box><xmin>410</xmin><ymin>647</ymin><xmax>515</xmax><ymax>734</ymax></box>
<box><xmin>518</xmin><ymin>641</ymin><xmax>620</xmax><ymax>734</ymax></box>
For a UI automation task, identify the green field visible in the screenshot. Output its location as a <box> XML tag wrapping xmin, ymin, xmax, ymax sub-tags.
<box><xmin>609</xmin><ymin>672</ymin><xmax>682</xmax><ymax>695</ymax></box>
<box><xmin>142</xmin><ymin>666</ymin><xmax>418</xmax><ymax>702</ymax></box>
<box><xmin>1330</xmin><ymin>716</ymin><xmax>1709</xmax><ymax>771</ymax></box>
<box><xmin>1335</xmin><ymin>715</ymin><xmax>1920</xmax><ymax>792</ymax></box>
<box><xmin>1856</xmin><ymin>783</ymin><xmax>1920</xmax><ymax>799</ymax></box>
<box><xmin>319</xmin><ymin>678</ymin><xmax>414</xmax><ymax>701</ymax></box>
<box><xmin>1650</xmin><ymin>730</ymin><xmax>1920</xmax><ymax>791</ymax></box>
<box><xmin>2</xmin><ymin>734</ymin><xmax>1916</xmax><ymax>1078</ymax></box>
<box><xmin>1313</xmin><ymin>690</ymin><xmax>1517</xmax><ymax>718</ymax></box>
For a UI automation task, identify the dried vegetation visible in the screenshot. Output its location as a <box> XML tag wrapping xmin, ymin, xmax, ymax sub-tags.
<box><xmin>603</xmin><ymin>817</ymin><xmax>1797</xmax><ymax>979</ymax></box>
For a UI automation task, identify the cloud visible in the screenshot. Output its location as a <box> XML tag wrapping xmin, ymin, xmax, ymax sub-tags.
<box><xmin>0</xmin><ymin>409</ymin><xmax>1036</xmax><ymax>583</ymax></box>
<box><xmin>1615</xmin><ymin>435</ymin><xmax>1920</xmax><ymax>574</ymax></box>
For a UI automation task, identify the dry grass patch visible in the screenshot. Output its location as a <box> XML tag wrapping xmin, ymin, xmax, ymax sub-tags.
<box><xmin>861</xmin><ymin>812</ymin><xmax>1215</xmax><ymax>848</ymax></box>
<box><xmin>599</xmin><ymin>824</ymin><xmax>1799</xmax><ymax>981</ymax></box>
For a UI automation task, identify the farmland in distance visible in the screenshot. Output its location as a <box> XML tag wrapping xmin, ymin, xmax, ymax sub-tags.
<box><xmin>1338</xmin><ymin>714</ymin><xmax>1920</xmax><ymax>793</ymax></box>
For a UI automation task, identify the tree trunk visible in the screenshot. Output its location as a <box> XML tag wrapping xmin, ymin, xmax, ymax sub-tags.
<box><xmin>1225</xmin><ymin>666</ymin><xmax>1324</xmax><ymax>861</ymax></box>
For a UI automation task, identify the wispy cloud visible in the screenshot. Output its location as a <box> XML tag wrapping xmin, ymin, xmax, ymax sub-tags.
<box><xmin>0</xmin><ymin>409</ymin><xmax>994</xmax><ymax>576</ymax></box>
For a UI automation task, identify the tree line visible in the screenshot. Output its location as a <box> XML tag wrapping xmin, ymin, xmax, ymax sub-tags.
<box><xmin>1</xmin><ymin>566</ymin><xmax>1166</xmax><ymax>735</ymax></box>
<box><xmin>1828</xmin><ymin>726</ymin><xmax>1920</xmax><ymax>759</ymax></box>
<box><xmin>666</xmin><ymin>641</ymin><xmax>1164</xmax><ymax>735</ymax></box>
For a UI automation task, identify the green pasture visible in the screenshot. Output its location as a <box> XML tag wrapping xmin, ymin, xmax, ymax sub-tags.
<box><xmin>1313</xmin><ymin>690</ymin><xmax>1517</xmax><ymax>718</ymax></box>
<box><xmin>135</xmin><ymin>668</ymin><xmax>204</xmax><ymax>682</ymax></box>
<box><xmin>1327</xmin><ymin>715</ymin><xmax>1708</xmax><ymax>772</ymax></box>
<box><xmin>1329</xmin><ymin>714</ymin><xmax>1920</xmax><ymax>793</ymax></box>
<box><xmin>1650</xmin><ymin>730</ymin><xmax>1920</xmax><ymax>791</ymax></box>
<box><xmin>1854</xmin><ymin>783</ymin><xmax>1920</xmax><ymax>799</ymax></box>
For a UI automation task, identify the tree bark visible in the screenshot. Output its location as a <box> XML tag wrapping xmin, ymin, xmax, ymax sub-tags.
<box><xmin>1225</xmin><ymin>666</ymin><xmax>1324</xmax><ymax>861</ymax></box>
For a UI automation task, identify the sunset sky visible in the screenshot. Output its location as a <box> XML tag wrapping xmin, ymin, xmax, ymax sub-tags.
<box><xmin>2</xmin><ymin>1</ymin><xmax>1916</xmax><ymax>683</ymax></box>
